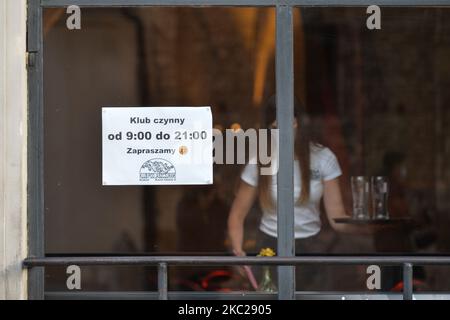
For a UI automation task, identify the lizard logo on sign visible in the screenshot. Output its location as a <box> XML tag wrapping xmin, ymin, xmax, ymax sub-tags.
<box><xmin>139</xmin><ymin>158</ymin><xmax>176</xmax><ymax>182</ymax></box>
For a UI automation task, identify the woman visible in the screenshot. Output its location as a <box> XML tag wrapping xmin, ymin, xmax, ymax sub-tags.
<box><xmin>228</xmin><ymin>95</ymin><xmax>356</xmax><ymax>260</ymax></box>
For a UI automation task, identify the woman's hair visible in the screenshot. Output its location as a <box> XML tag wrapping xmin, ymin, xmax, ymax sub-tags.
<box><xmin>258</xmin><ymin>95</ymin><xmax>313</xmax><ymax>210</ymax></box>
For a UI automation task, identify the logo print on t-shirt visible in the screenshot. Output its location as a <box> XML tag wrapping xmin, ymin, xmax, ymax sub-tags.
<box><xmin>311</xmin><ymin>169</ymin><xmax>321</xmax><ymax>181</ymax></box>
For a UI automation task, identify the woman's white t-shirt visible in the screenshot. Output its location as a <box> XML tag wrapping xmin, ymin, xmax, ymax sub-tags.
<box><xmin>241</xmin><ymin>144</ymin><xmax>342</xmax><ymax>239</ymax></box>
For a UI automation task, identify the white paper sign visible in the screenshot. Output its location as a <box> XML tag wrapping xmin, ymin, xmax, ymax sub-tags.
<box><xmin>102</xmin><ymin>107</ymin><xmax>213</xmax><ymax>185</ymax></box>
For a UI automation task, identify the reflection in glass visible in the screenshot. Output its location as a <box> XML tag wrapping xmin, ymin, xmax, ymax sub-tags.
<box><xmin>371</xmin><ymin>176</ymin><xmax>389</xmax><ymax>220</ymax></box>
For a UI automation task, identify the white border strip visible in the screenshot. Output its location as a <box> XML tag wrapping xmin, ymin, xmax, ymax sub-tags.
<box><xmin>0</xmin><ymin>0</ymin><xmax>28</xmax><ymax>300</ymax></box>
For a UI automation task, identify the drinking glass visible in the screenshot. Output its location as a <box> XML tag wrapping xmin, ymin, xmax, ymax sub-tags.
<box><xmin>351</xmin><ymin>176</ymin><xmax>369</xmax><ymax>219</ymax></box>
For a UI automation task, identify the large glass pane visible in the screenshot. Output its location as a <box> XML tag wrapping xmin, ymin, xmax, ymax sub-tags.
<box><xmin>294</xmin><ymin>6</ymin><xmax>450</xmax><ymax>292</ymax></box>
<box><xmin>43</xmin><ymin>7</ymin><xmax>276</xmax><ymax>292</ymax></box>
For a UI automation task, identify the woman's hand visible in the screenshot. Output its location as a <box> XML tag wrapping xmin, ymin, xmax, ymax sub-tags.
<box><xmin>233</xmin><ymin>249</ymin><xmax>246</xmax><ymax>257</ymax></box>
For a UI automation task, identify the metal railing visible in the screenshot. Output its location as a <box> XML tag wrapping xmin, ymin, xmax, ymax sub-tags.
<box><xmin>23</xmin><ymin>255</ymin><xmax>450</xmax><ymax>300</ymax></box>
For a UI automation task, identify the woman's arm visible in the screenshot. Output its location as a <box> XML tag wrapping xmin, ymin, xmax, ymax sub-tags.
<box><xmin>323</xmin><ymin>177</ymin><xmax>373</xmax><ymax>234</ymax></box>
<box><xmin>227</xmin><ymin>180</ymin><xmax>258</xmax><ymax>256</ymax></box>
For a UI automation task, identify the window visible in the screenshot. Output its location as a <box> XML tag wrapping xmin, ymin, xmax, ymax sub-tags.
<box><xmin>42</xmin><ymin>6</ymin><xmax>275</xmax><ymax>293</ymax></box>
<box><xmin>27</xmin><ymin>0</ymin><xmax>450</xmax><ymax>300</ymax></box>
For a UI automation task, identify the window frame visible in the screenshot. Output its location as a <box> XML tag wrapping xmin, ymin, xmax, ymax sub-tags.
<box><xmin>27</xmin><ymin>0</ymin><xmax>450</xmax><ymax>300</ymax></box>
